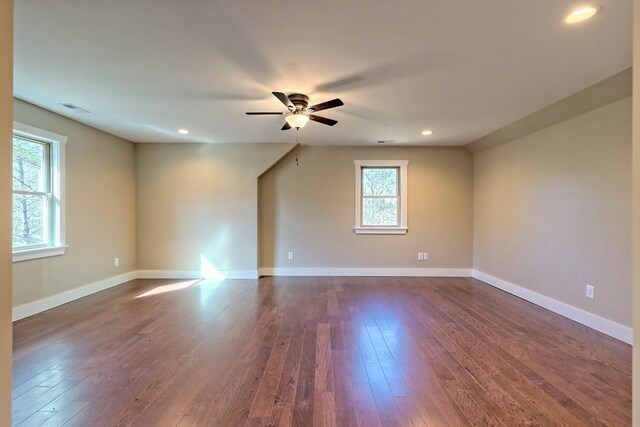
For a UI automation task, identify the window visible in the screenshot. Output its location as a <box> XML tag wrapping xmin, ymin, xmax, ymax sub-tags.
<box><xmin>12</xmin><ymin>122</ymin><xmax>66</xmax><ymax>262</ymax></box>
<box><xmin>354</xmin><ymin>160</ymin><xmax>408</xmax><ymax>234</ymax></box>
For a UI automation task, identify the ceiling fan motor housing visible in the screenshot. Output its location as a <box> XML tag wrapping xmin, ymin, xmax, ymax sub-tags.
<box><xmin>287</xmin><ymin>93</ymin><xmax>309</xmax><ymax>110</ymax></box>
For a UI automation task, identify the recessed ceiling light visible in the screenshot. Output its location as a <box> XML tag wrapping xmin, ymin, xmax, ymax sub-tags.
<box><xmin>565</xmin><ymin>5</ymin><xmax>601</xmax><ymax>24</ymax></box>
<box><xmin>421</xmin><ymin>130</ymin><xmax>433</xmax><ymax>136</ymax></box>
<box><xmin>178</xmin><ymin>128</ymin><xmax>189</xmax><ymax>135</ymax></box>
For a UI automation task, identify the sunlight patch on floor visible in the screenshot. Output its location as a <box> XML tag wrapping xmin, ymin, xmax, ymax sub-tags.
<box><xmin>135</xmin><ymin>280</ymin><xmax>201</xmax><ymax>298</ymax></box>
<box><xmin>200</xmin><ymin>254</ymin><xmax>225</xmax><ymax>280</ymax></box>
<box><xmin>135</xmin><ymin>255</ymin><xmax>226</xmax><ymax>298</ymax></box>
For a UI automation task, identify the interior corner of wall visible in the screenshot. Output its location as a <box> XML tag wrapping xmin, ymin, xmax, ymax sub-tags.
<box><xmin>257</xmin><ymin>143</ymin><xmax>300</xmax><ymax>179</ymax></box>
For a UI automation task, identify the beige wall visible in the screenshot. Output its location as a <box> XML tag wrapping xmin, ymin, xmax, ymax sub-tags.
<box><xmin>632</xmin><ymin>0</ymin><xmax>639</xmax><ymax>423</ymax></box>
<box><xmin>259</xmin><ymin>146</ymin><xmax>473</xmax><ymax>270</ymax></box>
<box><xmin>136</xmin><ymin>143</ymin><xmax>294</xmax><ymax>273</ymax></box>
<box><xmin>12</xmin><ymin>100</ymin><xmax>137</xmax><ymax>306</ymax></box>
<box><xmin>474</xmin><ymin>97</ymin><xmax>632</xmax><ymax>327</ymax></box>
<box><xmin>0</xmin><ymin>0</ymin><xmax>12</xmax><ymax>421</ymax></box>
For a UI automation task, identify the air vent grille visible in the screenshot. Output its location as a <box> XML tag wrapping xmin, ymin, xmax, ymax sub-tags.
<box><xmin>59</xmin><ymin>103</ymin><xmax>90</xmax><ymax>113</ymax></box>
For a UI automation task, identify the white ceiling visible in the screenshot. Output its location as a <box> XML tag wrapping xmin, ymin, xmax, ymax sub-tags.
<box><xmin>14</xmin><ymin>1</ymin><xmax>632</xmax><ymax>146</ymax></box>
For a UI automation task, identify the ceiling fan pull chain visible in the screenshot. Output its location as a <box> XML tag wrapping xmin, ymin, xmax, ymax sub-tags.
<box><xmin>295</xmin><ymin>131</ymin><xmax>300</xmax><ymax>166</ymax></box>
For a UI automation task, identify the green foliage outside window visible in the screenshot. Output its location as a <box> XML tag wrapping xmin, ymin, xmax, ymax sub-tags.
<box><xmin>361</xmin><ymin>167</ymin><xmax>399</xmax><ymax>226</ymax></box>
<box><xmin>13</xmin><ymin>137</ymin><xmax>49</xmax><ymax>248</ymax></box>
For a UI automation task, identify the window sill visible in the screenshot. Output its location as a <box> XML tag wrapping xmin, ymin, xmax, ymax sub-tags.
<box><xmin>13</xmin><ymin>246</ymin><xmax>67</xmax><ymax>263</ymax></box>
<box><xmin>354</xmin><ymin>227</ymin><xmax>408</xmax><ymax>235</ymax></box>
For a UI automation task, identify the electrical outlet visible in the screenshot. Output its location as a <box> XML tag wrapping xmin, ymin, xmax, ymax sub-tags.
<box><xmin>418</xmin><ymin>252</ymin><xmax>424</xmax><ymax>261</ymax></box>
<box><xmin>586</xmin><ymin>285</ymin><xmax>595</xmax><ymax>299</ymax></box>
<box><xmin>114</xmin><ymin>257</ymin><xmax>119</xmax><ymax>267</ymax></box>
<box><xmin>423</xmin><ymin>252</ymin><xmax>429</xmax><ymax>260</ymax></box>
<box><xmin>288</xmin><ymin>251</ymin><xmax>294</xmax><ymax>260</ymax></box>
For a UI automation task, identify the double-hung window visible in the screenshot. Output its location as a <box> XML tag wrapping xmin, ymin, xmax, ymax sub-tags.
<box><xmin>354</xmin><ymin>160</ymin><xmax>408</xmax><ymax>234</ymax></box>
<box><xmin>12</xmin><ymin>122</ymin><xmax>66</xmax><ymax>262</ymax></box>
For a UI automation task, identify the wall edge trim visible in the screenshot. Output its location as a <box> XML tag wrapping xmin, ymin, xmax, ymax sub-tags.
<box><xmin>17</xmin><ymin>267</ymin><xmax>625</xmax><ymax>346</ymax></box>
<box><xmin>12</xmin><ymin>270</ymin><xmax>138</xmax><ymax>321</ymax></box>
<box><xmin>136</xmin><ymin>270</ymin><xmax>259</xmax><ymax>280</ymax></box>
<box><xmin>13</xmin><ymin>269</ymin><xmax>261</xmax><ymax>321</ymax></box>
<box><xmin>472</xmin><ymin>270</ymin><xmax>633</xmax><ymax>344</ymax></box>
<box><xmin>259</xmin><ymin>267</ymin><xmax>472</xmax><ymax>277</ymax></box>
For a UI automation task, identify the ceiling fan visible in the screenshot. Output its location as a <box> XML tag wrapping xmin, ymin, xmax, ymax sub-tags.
<box><xmin>246</xmin><ymin>92</ymin><xmax>344</xmax><ymax>130</ymax></box>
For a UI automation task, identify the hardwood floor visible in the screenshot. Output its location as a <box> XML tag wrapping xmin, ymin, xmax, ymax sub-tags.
<box><xmin>12</xmin><ymin>276</ymin><xmax>631</xmax><ymax>426</ymax></box>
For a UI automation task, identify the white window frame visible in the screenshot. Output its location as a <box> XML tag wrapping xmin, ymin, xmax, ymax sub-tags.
<box><xmin>354</xmin><ymin>160</ymin><xmax>408</xmax><ymax>235</ymax></box>
<box><xmin>12</xmin><ymin>122</ymin><xmax>67</xmax><ymax>262</ymax></box>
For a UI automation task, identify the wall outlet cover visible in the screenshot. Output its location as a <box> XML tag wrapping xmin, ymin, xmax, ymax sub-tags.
<box><xmin>586</xmin><ymin>285</ymin><xmax>595</xmax><ymax>299</ymax></box>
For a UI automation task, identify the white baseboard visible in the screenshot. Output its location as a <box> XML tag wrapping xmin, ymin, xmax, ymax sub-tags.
<box><xmin>472</xmin><ymin>270</ymin><xmax>633</xmax><ymax>344</ymax></box>
<box><xmin>259</xmin><ymin>267</ymin><xmax>472</xmax><ymax>277</ymax></box>
<box><xmin>13</xmin><ymin>271</ymin><xmax>138</xmax><ymax>322</ymax></box>
<box><xmin>20</xmin><ymin>267</ymin><xmax>625</xmax><ymax>346</ymax></box>
<box><xmin>136</xmin><ymin>269</ymin><xmax>259</xmax><ymax>280</ymax></box>
<box><xmin>13</xmin><ymin>269</ymin><xmax>261</xmax><ymax>321</ymax></box>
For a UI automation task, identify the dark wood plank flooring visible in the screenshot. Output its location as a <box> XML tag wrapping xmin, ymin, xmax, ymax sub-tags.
<box><xmin>12</xmin><ymin>277</ymin><xmax>632</xmax><ymax>426</ymax></box>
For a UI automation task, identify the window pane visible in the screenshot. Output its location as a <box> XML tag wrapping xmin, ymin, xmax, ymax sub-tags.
<box><xmin>12</xmin><ymin>194</ymin><xmax>47</xmax><ymax>248</ymax></box>
<box><xmin>363</xmin><ymin>197</ymin><xmax>398</xmax><ymax>226</ymax></box>
<box><xmin>362</xmin><ymin>168</ymin><xmax>398</xmax><ymax>196</ymax></box>
<box><xmin>13</xmin><ymin>137</ymin><xmax>48</xmax><ymax>192</ymax></box>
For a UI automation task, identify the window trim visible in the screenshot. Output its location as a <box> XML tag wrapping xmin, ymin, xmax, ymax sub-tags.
<box><xmin>354</xmin><ymin>160</ymin><xmax>408</xmax><ymax>235</ymax></box>
<box><xmin>12</xmin><ymin>122</ymin><xmax>67</xmax><ymax>262</ymax></box>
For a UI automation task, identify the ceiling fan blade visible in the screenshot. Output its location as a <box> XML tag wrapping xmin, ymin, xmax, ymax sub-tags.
<box><xmin>246</xmin><ymin>112</ymin><xmax>285</xmax><ymax>115</ymax></box>
<box><xmin>281</xmin><ymin>122</ymin><xmax>292</xmax><ymax>130</ymax></box>
<box><xmin>307</xmin><ymin>98</ymin><xmax>344</xmax><ymax>113</ymax></box>
<box><xmin>309</xmin><ymin>114</ymin><xmax>338</xmax><ymax>126</ymax></box>
<box><xmin>272</xmin><ymin>92</ymin><xmax>294</xmax><ymax>110</ymax></box>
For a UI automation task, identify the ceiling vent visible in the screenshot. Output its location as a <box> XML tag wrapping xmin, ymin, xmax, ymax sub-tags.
<box><xmin>59</xmin><ymin>103</ymin><xmax>90</xmax><ymax>113</ymax></box>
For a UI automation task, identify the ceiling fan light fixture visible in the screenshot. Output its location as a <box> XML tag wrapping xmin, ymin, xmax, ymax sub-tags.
<box><xmin>286</xmin><ymin>113</ymin><xmax>310</xmax><ymax>129</ymax></box>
